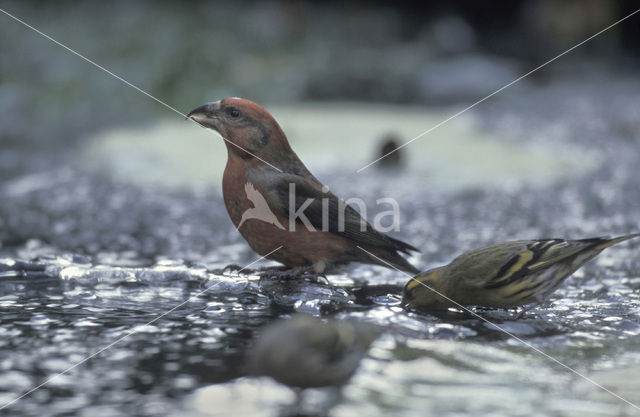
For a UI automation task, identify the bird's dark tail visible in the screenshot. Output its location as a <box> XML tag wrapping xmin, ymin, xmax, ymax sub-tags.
<box><xmin>386</xmin><ymin>253</ymin><xmax>420</xmax><ymax>274</ymax></box>
<box><xmin>362</xmin><ymin>246</ymin><xmax>420</xmax><ymax>274</ymax></box>
<box><xmin>384</xmin><ymin>235</ymin><xmax>419</xmax><ymax>254</ymax></box>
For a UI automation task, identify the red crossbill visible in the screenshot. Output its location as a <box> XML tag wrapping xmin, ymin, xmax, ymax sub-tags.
<box><xmin>187</xmin><ymin>98</ymin><xmax>419</xmax><ymax>274</ymax></box>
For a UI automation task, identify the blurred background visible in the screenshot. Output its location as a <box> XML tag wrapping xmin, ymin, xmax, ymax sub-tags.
<box><xmin>2</xmin><ymin>0</ymin><xmax>639</xmax><ymax>177</ymax></box>
<box><xmin>1</xmin><ymin>1</ymin><xmax>640</xmax><ymax>417</ymax></box>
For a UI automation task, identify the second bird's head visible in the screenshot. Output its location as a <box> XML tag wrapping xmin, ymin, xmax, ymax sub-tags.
<box><xmin>401</xmin><ymin>267</ymin><xmax>451</xmax><ymax>310</ymax></box>
<box><xmin>187</xmin><ymin>97</ymin><xmax>291</xmax><ymax>161</ymax></box>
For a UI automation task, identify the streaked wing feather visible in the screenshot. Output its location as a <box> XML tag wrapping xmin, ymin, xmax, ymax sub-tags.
<box><xmin>267</xmin><ymin>174</ymin><xmax>417</xmax><ymax>253</ymax></box>
<box><xmin>456</xmin><ymin>239</ymin><xmax>598</xmax><ymax>290</ymax></box>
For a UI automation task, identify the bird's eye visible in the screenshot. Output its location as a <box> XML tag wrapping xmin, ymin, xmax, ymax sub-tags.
<box><xmin>228</xmin><ymin>108</ymin><xmax>241</xmax><ymax>118</ymax></box>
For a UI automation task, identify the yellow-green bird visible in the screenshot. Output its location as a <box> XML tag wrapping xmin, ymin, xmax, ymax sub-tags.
<box><xmin>402</xmin><ymin>234</ymin><xmax>640</xmax><ymax>312</ymax></box>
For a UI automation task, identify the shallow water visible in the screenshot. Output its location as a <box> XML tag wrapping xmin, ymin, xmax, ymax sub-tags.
<box><xmin>1</xmin><ymin>77</ymin><xmax>640</xmax><ymax>416</ymax></box>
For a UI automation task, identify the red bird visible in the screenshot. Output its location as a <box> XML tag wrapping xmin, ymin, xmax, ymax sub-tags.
<box><xmin>187</xmin><ymin>98</ymin><xmax>419</xmax><ymax>274</ymax></box>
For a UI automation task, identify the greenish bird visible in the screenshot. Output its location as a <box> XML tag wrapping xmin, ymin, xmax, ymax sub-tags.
<box><xmin>402</xmin><ymin>234</ymin><xmax>640</xmax><ymax>312</ymax></box>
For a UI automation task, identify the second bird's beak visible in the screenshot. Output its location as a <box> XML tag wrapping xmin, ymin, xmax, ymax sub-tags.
<box><xmin>187</xmin><ymin>101</ymin><xmax>221</xmax><ymax>130</ymax></box>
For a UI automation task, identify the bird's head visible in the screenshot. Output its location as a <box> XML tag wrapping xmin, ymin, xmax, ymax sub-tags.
<box><xmin>187</xmin><ymin>97</ymin><xmax>292</xmax><ymax>163</ymax></box>
<box><xmin>400</xmin><ymin>267</ymin><xmax>451</xmax><ymax>310</ymax></box>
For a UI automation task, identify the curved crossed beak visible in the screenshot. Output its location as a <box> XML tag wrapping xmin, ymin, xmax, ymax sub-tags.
<box><xmin>187</xmin><ymin>101</ymin><xmax>221</xmax><ymax>130</ymax></box>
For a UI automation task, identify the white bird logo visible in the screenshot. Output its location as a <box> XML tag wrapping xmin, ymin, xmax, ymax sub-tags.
<box><xmin>238</xmin><ymin>182</ymin><xmax>285</xmax><ymax>230</ymax></box>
